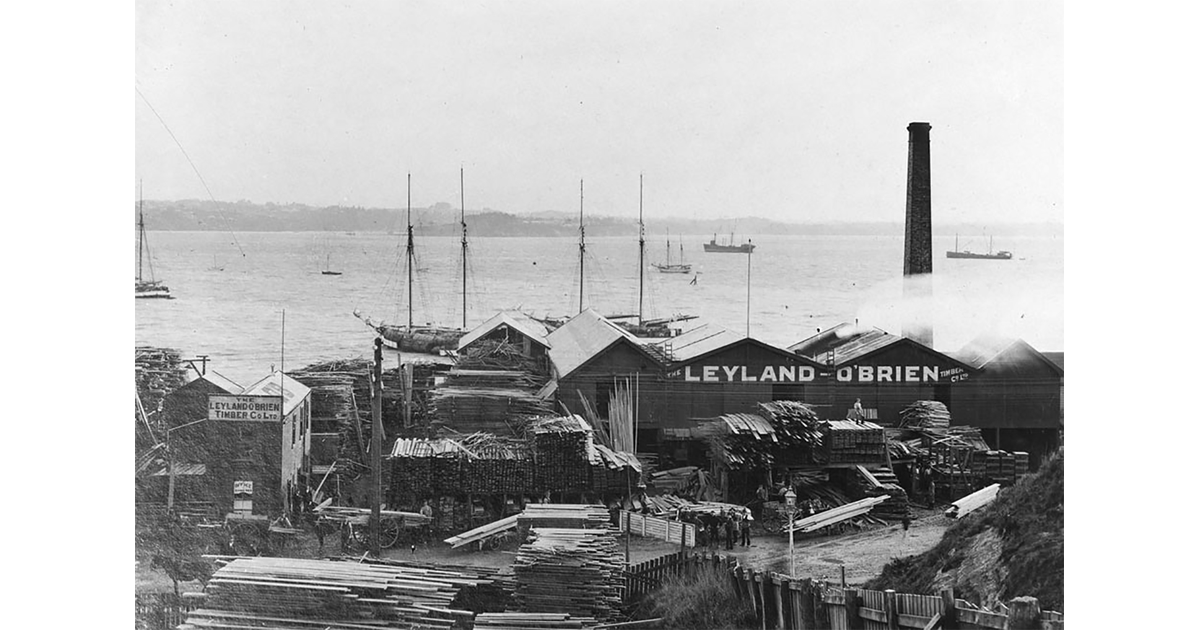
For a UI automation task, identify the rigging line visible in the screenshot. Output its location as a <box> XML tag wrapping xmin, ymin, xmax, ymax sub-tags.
<box><xmin>135</xmin><ymin>87</ymin><xmax>246</xmax><ymax>258</ymax></box>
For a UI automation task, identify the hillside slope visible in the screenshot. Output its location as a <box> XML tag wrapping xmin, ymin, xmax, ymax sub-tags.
<box><xmin>864</xmin><ymin>449</ymin><xmax>1064</xmax><ymax>611</ymax></box>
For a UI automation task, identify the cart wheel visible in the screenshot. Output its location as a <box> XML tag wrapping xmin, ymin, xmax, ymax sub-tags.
<box><xmin>380</xmin><ymin>519</ymin><xmax>402</xmax><ymax>549</ymax></box>
<box><xmin>343</xmin><ymin>523</ymin><xmax>369</xmax><ymax>551</ymax></box>
<box><xmin>230</xmin><ymin>524</ymin><xmax>264</xmax><ymax>556</ymax></box>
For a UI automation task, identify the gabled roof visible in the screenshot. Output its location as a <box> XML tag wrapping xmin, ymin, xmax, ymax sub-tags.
<box><xmin>457</xmin><ymin>310</ymin><xmax>551</xmax><ymax>351</ymax></box>
<box><xmin>649</xmin><ymin>323</ymin><xmax>744</xmax><ymax>363</ymax></box>
<box><xmin>194</xmin><ymin>370</ymin><xmax>243</xmax><ymax>395</ymax></box>
<box><xmin>243</xmin><ymin>371</ymin><xmax>312</xmax><ymax>416</ymax></box>
<box><xmin>952</xmin><ymin>335</ymin><xmax>1064</xmax><ymax>376</ymax></box>
<box><xmin>546</xmin><ymin>309</ymin><xmax>661</xmax><ymax>380</ymax></box>
<box><xmin>663</xmin><ymin>334</ymin><xmax>825</xmax><ymax>370</ymax></box>
<box><xmin>1044</xmin><ymin>352</ymin><xmax>1064</xmax><ymax>371</ymax></box>
<box><xmin>788</xmin><ymin>323</ymin><xmax>904</xmax><ymax>366</ymax></box>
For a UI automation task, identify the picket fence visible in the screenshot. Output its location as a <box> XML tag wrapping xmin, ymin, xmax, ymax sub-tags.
<box><xmin>618</xmin><ymin>510</ymin><xmax>696</xmax><ymax>547</ymax></box>
<box><xmin>624</xmin><ymin>550</ymin><xmax>1064</xmax><ymax>630</ymax></box>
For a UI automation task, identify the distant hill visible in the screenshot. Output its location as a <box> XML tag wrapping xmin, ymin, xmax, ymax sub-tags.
<box><xmin>136</xmin><ymin>199</ymin><xmax>1063</xmax><ymax>239</ymax></box>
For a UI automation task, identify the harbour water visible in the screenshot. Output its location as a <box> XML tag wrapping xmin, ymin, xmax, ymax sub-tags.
<box><xmin>135</xmin><ymin>231</ymin><xmax>1063</xmax><ymax>386</ymax></box>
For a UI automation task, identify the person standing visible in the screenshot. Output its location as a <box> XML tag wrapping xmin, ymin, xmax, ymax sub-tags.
<box><xmin>740</xmin><ymin>513</ymin><xmax>751</xmax><ymax>547</ymax></box>
<box><xmin>723</xmin><ymin>514</ymin><xmax>735</xmax><ymax>550</ymax></box>
<box><xmin>419</xmin><ymin>499</ymin><xmax>434</xmax><ymax>543</ymax></box>
<box><xmin>902</xmin><ymin>511</ymin><xmax>912</xmax><ymax>540</ymax></box>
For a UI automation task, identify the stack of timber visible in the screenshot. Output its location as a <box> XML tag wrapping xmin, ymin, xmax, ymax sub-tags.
<box><xmin>785</xmin><ymin>495</ymin><xmax>889</xmax><ymax>533</ymax></box>
<box><xmin>474</xmin><ymin>612</ymin><xmax>598</xmax><ymax>629</ymax></box>
<box><xmin>817</xmin><ymin>420</ymin><xmax>886</xmax><ymax>464</ymax></box>
<box><xmin>707</xmin><ymin>402</ymin><xmax>824</xmax><ymax>470</ymax></box>
<box><xmin>634</xmin><ymin>493</ymin><xmax>695</xmax><ymax>515</ymax></box>
<box><xmin>135</xmin><ymin>346</ymin><xmax>187</xmax><ymax>427</ymax></box>
<box><xmin>181</xmin><ymin>556</ymin><xmax>494</xmax><ymax>629</ymax></box>
<box><xmin>315</xmin><ymin>505</ymin><xmax>432</xmax><ymax>528</ymax></box>
<box><xmin>457</xmin><ymin>339</ymin><xmax>550</xmax><ymax>384</ymax></box>
<box><xmin>1014</xmin><ymin>451</ymin><xmax>1030</xmax><ymax>476</ymax></box>
<box><xmin>430</xmin><ymin>386</ymin><xmax>555</xmax><ymax>435</ymax></box>
<box><xmin>532</xmin><ymin>415</ymin><xmax>594</xmax><ymax>493</ymax></box>
<box><xmin>898</xmin><ymin>400</ymin><xmax>952</xmax><ymax>429</ymax></box>
<box><xmin>589</xmin><ymin>442</ymin><xmax>642</xmax><ymax>493</ymax></box>
<box><xmin>648</xmin><ymin>466</ymin><xmax>698</xmax><ymax>492</ymax></box>
<box><xmin>867</xmin><ymin>483</ymin><xmax>911</xmax><ymax>521</ymax></box>
<box><xmin>387</xmin><ymin>434</ymin><xmax>534</xmax><ymax>504</ymax></box>
<box><xmin>945</xmin><ymin>483</ymin><xmax>1000</xmax><ymax>518</ymax></box>
<box><xmin>979</xmin><ymin>450</ymin><xmax>1022</xmax><ymax>486</ymax></box>
<box><xmin>444</xmin><ymin>514</ymin><xmax>520</xmax><ymax>549</ymax></box>
<box><xmin>512</xmin><ymin>528</ymin><xmax>623</xmax><ymax>621</ymax></box>
<box><xmin>758</xmin><ymin>401</ymin><xmax>824</xmax><ymax>449</ymax></box>
<box><xmin>789</xmin><ymin>469</ymin><xmax>854</xmax><ymax>506</ymax></box>
<box><xmin>518</xmin><ymin>504</ymin><xmax>613</xmax><ymax>530</ymax></box>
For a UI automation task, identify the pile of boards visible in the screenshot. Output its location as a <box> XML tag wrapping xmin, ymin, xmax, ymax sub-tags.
<box><xmin>979</xmin><ymin>450</ymin><xmax>1028</xmax><ymax>486</ymax></box>
<box><xmin>474</xmin><ymin>612</ymin><xmax>598</xmax><ymax>629</ymax></box>
<box><xmin>387</xmin><ymin>435</ymin><xmax>534</xmax><ymax>505</ymax></box>
<box><xmin>135</xmin><ymin>346</ymin><xmax>186</xmax><ymax>423</ymax></box>
<box><xmin>430</xmin><ymin>386</ymin><xmax>555</xmax><ymax>435</ymax></box>
<box><xmin>180</xmin><ymin>556</ymin><xmax>497</xmax><ymax>629</ymax></box>
<box><xmin>818</xmin><ymin>420</ymin><xmax>886</xmax><ymax>464</ymax></box>
<box><xmin>512</xmin><ymin>528</ymin><xmax>623</xmax><ymax>622</ymax></box>
<box><xmin>518</xmin><ymin>503</ymin><xmax>613</xmax><ymax>530</ymax></box>
<box><xmin>589</xmin><ymin>442</ymin><xmax>643</xmax><ymax>494</ymax></box>
<box><xmin>708</xmin><ymin>402</ymin><xmax>825</xmax><ymax>470</ymax></box>
<box><xmin>898</xmin><ymin>400</ymin><xmax>952</xmax><ymax>429</ymax></box>
<box><xmin>945</xmin><ymin>483</ymin><xmax>1000</xmax><ymax>518</ymax></box>
<box><xmin>532</xmin><ymin>416</ymin><xmax>594</xmax><ymax>493</ymax></box>
<box><xmin>786</xmin><ymin>495</ymin><xmax>889</xmax><ymax>533</ymax></box>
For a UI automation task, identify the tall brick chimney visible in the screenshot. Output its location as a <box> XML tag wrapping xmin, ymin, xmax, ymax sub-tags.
<box><xmin>903</xmin><ymin>122</ymin><xmax>933</xmax><ymax>347</ymax></box>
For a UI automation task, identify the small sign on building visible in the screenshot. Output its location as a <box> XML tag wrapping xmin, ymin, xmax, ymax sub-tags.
<box><xmin>208</xmin><ymin>395</ymin><xmax>282</xmax><ymax>422</ymax></box>
<box><xmin>233</xmin><ymin>480</ymin><xmax>254</xmax><ymax>495</ymax></box>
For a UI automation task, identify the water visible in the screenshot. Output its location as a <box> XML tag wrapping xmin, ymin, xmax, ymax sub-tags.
<box><xmin>135</xmin><ymin>231</ymin><xmax>1063</xmax><ymax>386</ymax></box>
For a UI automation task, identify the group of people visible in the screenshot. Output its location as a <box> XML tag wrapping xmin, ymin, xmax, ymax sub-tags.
<box><xmin>682</xmin><ymin>509</ymin><xmax>752</xmax><ymax>550</ymax></box>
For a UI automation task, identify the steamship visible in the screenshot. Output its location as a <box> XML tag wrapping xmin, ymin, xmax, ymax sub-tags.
<box><xmin>703</xmin><ymin>232</ymin><xmax>755</xmax><ymax>253</ymax></box>
<box><xmin>946</xmin><ymin>235</ymin><xmax>1012</xmax><ymax>260</ymax></box>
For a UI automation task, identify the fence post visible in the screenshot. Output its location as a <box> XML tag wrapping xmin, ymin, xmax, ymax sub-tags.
<box><xmin>798</xmin><ymin>578</ymin><xmax>815</xmax><ymax>630</ymax></box>
<box><xmin>883</xmin><ymin>589</ymin><xmax>899</xmax><ymax>630</ymax></box>
<box><xmin>754</xmin><ymin>572</ymin><xmax>768</xmax><ymax>630</ymax></box>
<box><xmin>1007</xmin><ymin>596</ymin><xmax>1042</xmax><ymax>630</ymax></box>
<box><xmin>775</xmin><ymin>576</ymin><xmax>789</xmax><ymax>630</ymax></box>
<box><xmin>939</xmin><ymin>588</ymin><xmax>958</xmax><ymax>630</ymax></box>
<box><xmin>813</xmin><ymin>582</ymin><xmax>830</xmax><ymax>630</ymax></box>
<box><xmin>845</xmin><ymin>588</ymin><xmax>863</xmax><ymax>630</ymax></box>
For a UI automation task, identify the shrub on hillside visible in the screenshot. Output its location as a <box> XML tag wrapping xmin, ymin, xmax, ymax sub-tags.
<box><xmin>641</xmin><ymin>564</ymin><xmax>756</xmax><ymax>630</ymax></box>
<box><xmin>865</xmin><ymin>449</ymin><xmax>1064</xmax><ymax>611</ymax></box>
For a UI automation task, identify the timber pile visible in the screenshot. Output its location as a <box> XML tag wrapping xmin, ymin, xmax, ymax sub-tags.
<box><xmin>457</xmin><ymin>339</ymin><xmax>550</xmax><ymax>384</ymax></box>
<box><xmin>790</xmin><ymin>470</ymin><xmax>854</xmax><ymax>506</ymax></box>
<box><xmin>866</xmin><ymin>483</ymin><xmax>911</xmax><ymax>521</ymax></box>
<box><xmin>758</xmin><ymin>401</ymin><xmax>824</xmax><ymax>448</ymax></box>
<box><xmin>445</xmin><ymin>514</ymin><xmax>520</xmax><ymax>549</ymax></box>
<box><xmin>818</xmin><ymin>420</ymin><xmax>886</xmax><ymax>464</ymax></box>
<box><xmin>945</xmin><ymin>483</ymin><xmax>1000</xmax><ymax>518</ymax></box>
<box><xmin>634</xmin><ymin>494</ymin><xmax>695</xmax><ymax>515</ymax></box>
<box><xmin>785</xmin><ymin>495</ymin><xmax>889</xmax><ymax>533</ymax></box>
<box><xmin>182</xmin><ymin>556</ymin><xmax>493</xmax><ymax>629</ymax></box>
<box><xmin>708</xmin><ymin>402</ymin><xmax>824</xmax><ymax>470</ymax></box>
<box><xmin>980</xmin><ymin>450</ymin><xmax>1020</xmax><ymax>486</ymax></box>
<box><xmin>512</xmin><ymin>528</ymin><xmax>623</xmax><ymax>621</ymax></box>
<box><xmin>135</xmin><ymin>346</ymin><xmax>187</xmax><ymax>421</ymax></box>
<box><xmin>532</xmin><ymin>416</ymin><xmax>594</xmax><ymax>493</ymax></box>
<box><xmin>589</xmin><ymin>443</ymin><xmax>642</xmax><ymax>493</ymax></box>
<box><xmin>898</xmin><ymin>400</ymin><xmax>952</xmax><ymax>429</ymax></box>
<box><xmin>474</xmin><ymin>612</ymin><xmax>598</xmax><ymax>629</ymax></box>
<box><xmin>315</xmin><ymin>505</ymin><xmax>431</xmax><ymax>527</ymax></box>
<box><xmin>518</xmin><ymin>504</ymin><xmax>612</xmax><ymax>530</ymax></box>
<box><xmin>430</xmin><ymin>386</ymin><xmax>555</xmax><ymax>435</ymax></box>
<box><xmin>387</xmin><ymin>435</ymin><xmax>535</xmax><ymax>502</ymax></box>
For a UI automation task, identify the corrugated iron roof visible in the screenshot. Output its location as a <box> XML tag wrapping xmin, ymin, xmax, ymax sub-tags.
<box><xmin>952</xmin><ymin>335</ymin><xmax>1064</xmax><ymax>375</ymax></box>
<box><xmin>199</xmin><ymin>370</ymin><xmax>243</xmax><ymax>394</ymax></box>
<box><xmin>788</xmin><ymin>323</ymin><xmax>903</xmax><ymax>366</ymax></box>
<box><xmin>243</xmin><ymin>371</ymin><xmax>312</xmax><ymax>416</ymax></box>
<box><xmin>546</xmin><ymin>308</ymin><xmax>653</xmax><ymax>379</ymax></box>
<box><xmin>457</xmin><ymin>310</ymin><xmax>551</xmax><ymax>351</ymax></box>
<box><xmin>648</xmin><ymin>323</ymin><xmax>743</xmax><ymax>363</ymax></box>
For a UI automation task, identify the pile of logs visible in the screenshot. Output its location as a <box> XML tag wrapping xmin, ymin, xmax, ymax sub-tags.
<box><xmin>512</xmin><ymin>528</ymin><xmax>623</xmax><ymax>622</ymax></box>
<box><xmin>818</xmin><ymin>420</ymin><xmax>886</xmax><ymax>464</ymax></box>
<box><xmin>532</xmin><ymin>416</ymin><xmax>594</xmax><ymax>493</ymax></box>
<box><xmin>899</xmin><ymin>400</ymin><xmax>952</xmax><ymax>429</ymax></box>
<box><xmin>181</xmin><ymin>556</ymin><xmax>497</xmax><ymax>629</ymax></box>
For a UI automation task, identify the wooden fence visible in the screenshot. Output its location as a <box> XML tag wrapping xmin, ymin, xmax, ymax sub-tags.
<box><xmin>623</xmin><ymin>550</ymin><xmax>1064</xmax><ymax>629</ymax></box>
<box><xmin>135</xmin><ymin>592</ymin><xmax>197</xmax><ymax>630</ymax></box>
<box><xmin>618</xmin><ymin>510</ymin><xmax>696</xmax><ymax>547</ymax></box>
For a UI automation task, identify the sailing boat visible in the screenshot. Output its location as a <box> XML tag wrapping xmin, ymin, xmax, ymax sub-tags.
<box><xmin>652</xmin><ymin>232</ymin><xmax>692</xmax><ymax>274</ymax></box>
<box><xmin>355</xmin><ymin>172</ymin><xmax>465</xmax><ymax>354</ymax></box>
<box><xmin>946</xmin><ymin>234</ymin><xmax>1012</xmax><ymax>260</ymax></box>
<box><xmin>321</xmin><ymin>252</ymin><xmax>342</xmax><ymax>276</ymax></box>
<box><xmin>135</xmin><ymin>184</ymin><xmax>172</xmax><ymax>299</ymax></box>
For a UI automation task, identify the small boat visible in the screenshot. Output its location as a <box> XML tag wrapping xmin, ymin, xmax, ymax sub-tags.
<box><xmin>135</xmin><ymin>184</ymin><xmax>172</xmax><ymax>299</ymax></box>
<box><xmin>321</xmin><ymin>253</ymin><xmax>342</xmax><ymax>276</ymax></box>
<box><xmin>703</xmin><ymin>231</ymin><xmax>755</xmax><ymax>253</ymax></box>
<box><xmin>652</xmin><ymin>233</ymin><xmax>692</xmax><ymax>274</ymax></box>
<box><xmin>946</xmin><ymin>235</ymin><xmax>1012</xmax><ymax>260</ymax></box>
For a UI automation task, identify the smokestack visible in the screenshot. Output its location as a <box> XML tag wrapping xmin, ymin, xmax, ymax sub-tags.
<box><xmin>903</xmin><ymin>122</ymin><xmax>933</xmax><ymax>347</ymax></box>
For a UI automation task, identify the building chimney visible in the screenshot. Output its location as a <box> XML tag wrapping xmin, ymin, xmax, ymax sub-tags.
<box><xmin>903</xmin><ymin>122</ymin><xmax>933</xmax><ymax>347</ymax></box>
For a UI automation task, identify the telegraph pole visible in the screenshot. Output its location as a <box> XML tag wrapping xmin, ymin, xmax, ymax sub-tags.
<box><xmin>370</xmin><ymin>337</ymin><xmax>384</xmax><ymax>557</ymax></box>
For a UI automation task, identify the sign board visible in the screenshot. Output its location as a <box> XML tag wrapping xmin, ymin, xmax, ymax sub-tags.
<box><xmin>670</xmin><ymin>363</ymin><xmax>969</xmax><ymax>384</ymax></box>
<box><xmin>208</xmin><ymin>395</ymin><xmax>282</xmax><ymax>422</ymax></box>
<box><xmin>233</xmin><ymin>480</ymin><xmax>254</xmax><ymax>495</ymax></box>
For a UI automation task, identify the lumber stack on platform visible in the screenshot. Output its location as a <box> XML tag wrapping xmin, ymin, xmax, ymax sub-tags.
<box><xmin>512</xmin><ymin>528</ymin><xmax>623</xmax><ymax>622</ymax></box>
<box><xmin>898</xmin><ymin>400</ymin><xmax>952</xmax><ymax>429</ymax></box>
<box><xmin>532</xmin><ymin>416</ymin><xmax>593</xmax><ymax>493</ymax></box>
<box><xmin>518</xmin><ymin>504</ymin><xmax>612</xmax><ymax>530</ymax></box>
<box><xmin>182</xmin><ymin>556</ymin><xmax>496</xmax><ymax>629</ymax></box>
<box><xmin>818</xmin><ymin>420</ymin><xmax>887</xmax><ymax>464</ymax></box>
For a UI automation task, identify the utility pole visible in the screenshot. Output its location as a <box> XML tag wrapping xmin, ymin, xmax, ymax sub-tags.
<box><xmin>370</xmin><ymin>337</ymin><xmax>383</xmax><ymax>557</ymax></box>
<box><xmin>578</xmin><ymin>179</ymin><xmax>585</xmax><ymax>314</ymax></box>
<box><xmin>638</xmin><ymin>175</ymin><xmax>644</xmax><ymax>326</ymax></box>
<box><xmin>745</xmin><ymin>240</ymin><xmax>753</xmax><ymax>337</ymax></box>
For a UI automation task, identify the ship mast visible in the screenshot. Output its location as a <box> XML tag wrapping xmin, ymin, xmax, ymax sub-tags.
<box><xmin>460</xmin><ymin>168</ymin><xmax>468</xmax><ymax>330</ymax></box>
<box><xmin>406</xmin><ymin>173</ymin><xmax>414</xmax><ymax>329</ymax></box>
<box><xmin>638</xmin><ymin>175</ymin><xmax>644</xmax><ymax>326</ymax></box>
<box><xmin>137</xmin><ymin>180</ymin><xmax>144</xmax><ymax>284</ymax></box>
<box><xmin>578</xmin><ymin>179</ymin><xmax>585</xmax><ymax>314</ymax></box>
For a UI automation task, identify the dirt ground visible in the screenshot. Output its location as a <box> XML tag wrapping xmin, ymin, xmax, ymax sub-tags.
<box><xmin>136</xmin><ymin>507</ymin><xmax>949</xmax><ymax>595</ymax></box>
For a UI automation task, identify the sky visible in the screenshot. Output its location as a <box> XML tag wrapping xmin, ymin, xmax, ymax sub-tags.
<box><xmin>135</xmin><ymin>0</ymin><xmax>1063</xmax><ymax>224</ymax></box>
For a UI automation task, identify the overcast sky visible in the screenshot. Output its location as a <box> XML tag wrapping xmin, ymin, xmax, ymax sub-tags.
<box><xmin>135</xmin><ymin>0</ymin><xmax>1062</xmax><ymax>224</ymax></box>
